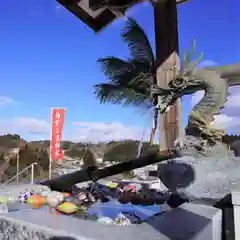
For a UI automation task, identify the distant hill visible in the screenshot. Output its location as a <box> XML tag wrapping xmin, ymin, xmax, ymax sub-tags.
<box><xmin>103</xmin><ymin>140</ymin><xmax>158</xmax><ymax>162</ymax></box>
<box><xmin>222</xmin><ymin>134</ymin><xmax>240</xmax><ymax>145</ymax></box>
<box><xmin>0</xmin><ymin>134</ymin><xmax>26</xmax><ymax>154</ymax></box>
<box><xmin>1</xmin><ymin>133</ymin><xmax>239</xmax><ymax>183</ymax></box>
<box><xmin>222</xmin><ymin>134</ymin><xmax>240</xmax><ymax>157</ymax></box>
<box><xmin>0</xmin><ymin>134</ymin><xmax>160</xmax><ymax>183</ymax></box>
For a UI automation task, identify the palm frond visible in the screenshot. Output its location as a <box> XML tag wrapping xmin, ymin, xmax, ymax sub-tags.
<box><xmin>121</xmin><ymin>18</ymin><xmax>155</xmax><ymax>70</ymax></box>
<box><xmin>97</xmin><ymin>57</ymin><xmax>154</xmax><ymax>89</ymax></box>
<box><xmin>94</xmin><ymin>83</ymin><xmax>153</xmax><ymax>110</ymax></box>
<box><xmin>94</xmin><ymin>18</ymin><xmax>156</xmax><ymax>113</ymax></box>
<box><xmin>97</xmin><ymin>57</ymin><xmax>133</xmax><ymax>81</ymax></box>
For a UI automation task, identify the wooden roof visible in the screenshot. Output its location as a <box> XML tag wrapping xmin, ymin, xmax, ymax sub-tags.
<box><xmin>56</xmin><ymin>0</ymin><xmax>189</xmax><ymax>33</ymax></box>
<box><xmin>57</xmin><ymin>0</ymin><xmax>127</xmax><ymax>33</ymax></box>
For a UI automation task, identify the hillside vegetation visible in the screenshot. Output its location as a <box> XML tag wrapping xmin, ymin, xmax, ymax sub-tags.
<box><xmin>0</xmin><ymin>134</ymin><xmax>158</xmax><ymax>182</ymax></box>
<box><xmin>0</xmin><ymin>133</ymin><xmax>237</xmax><ymax>183</ymax></box>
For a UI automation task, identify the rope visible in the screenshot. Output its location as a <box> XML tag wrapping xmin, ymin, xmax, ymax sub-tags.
<box><xmin>136</xmin><ymin>110</ymin><xmax>156</xmax><ymax>158</ymax></box>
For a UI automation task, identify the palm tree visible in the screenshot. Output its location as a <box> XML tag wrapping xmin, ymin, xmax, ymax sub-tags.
<box><xmin>94</xmin><ymin>17</ymin><xmax>158</xmax><ymax>145</ymax></box>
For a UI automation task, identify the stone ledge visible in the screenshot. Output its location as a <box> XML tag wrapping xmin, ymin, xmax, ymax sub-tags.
<box><xmin>0</xmin><ymin>203</ymin><xmax>222</xmax><ymax>240</ymax></box>
<box><xmin>231</xmin><ymin>191</ymin><xmax>240</xmax><ymax>206</ymax></box>
<box><xmin>231</xmin><ymin>191</ymin><xmax>240</xmax><ymax>239</ymax></box>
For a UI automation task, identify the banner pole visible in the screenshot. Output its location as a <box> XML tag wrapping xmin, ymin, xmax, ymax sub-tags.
<box><xmin>49</xmin><ymin>108</ymin><xmax>53</xmax><ymax>179</ymax></box>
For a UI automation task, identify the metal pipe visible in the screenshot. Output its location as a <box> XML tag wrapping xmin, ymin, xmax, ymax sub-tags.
<box><xmin>16</xmin><ymin>149</ymin><xmax>19</xmax><ymax>184</ymax></box>
<box><xmin>31</xmin><ymin>164</ymin><xmax>34</xmax><ymax>184</ymax></box>
<box><xmin>2</xmin><ymin>162</ymin><xmax>37</xmax><ymax>186</ymax></box>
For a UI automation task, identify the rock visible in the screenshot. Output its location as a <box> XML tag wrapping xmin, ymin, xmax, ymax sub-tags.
<box><xmin>97</xmin><ymin>216</ymin><xmax>114</xmax><ymax>224</ymax></box>
<box><xmin>0</xmin><ymin>203</ymin><xmax>8</xmax><ymax>213</ymax></box>
<box><xmin>76</xmin><ymin>192</ymin><xmax>88</xmax><ymax>202</ymax></box>
<box><xmin>175</xmin><ymin>135</ymin><xmax>235</xmax><ymax>157</ymax></box>
<box><xmin>0</xmin><ymin>184</ymin><xmax>51</xmax><ymax>201</ymax></box>
<box><xmin>119</xmin><ymin>212</ymin><xmax>141</xmax><ymax>224</ymax></box>
<box><xmin>46</xmin><ymin>191</ymin><xmax>64</xmax><ymax>207</ymax></box>
<box><xmin>114</xmin><ymin>213</ymin><xmax>132</xmax><ymax>225</ymax></box>
<box><xmin>87</xmin><ymin>192</ymin><xmax>96</xmax><ymax>203</ymax></box>
<box><xmin>157</xmin><ymin>156</ymin><xmax>240</xmax><ymax>200</ymax></box>
<box><xmin>118</xmin><ymin>190</ymin><xmax>134</xmax><ymax>204</ymax></box>
<box><xmin>40</xmin><ymin>190</ymin><xmax>51</xmax><ymax>197</ymax></box>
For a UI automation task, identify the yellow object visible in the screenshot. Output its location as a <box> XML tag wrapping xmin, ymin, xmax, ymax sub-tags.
<box><xmin>0</xmin><ymin>196</ymin><xmax>10</xmax><ymax>203</ymax></box>
<box><xmin>107</xmin><ymin>182</ymin><xmax>118</xmax><ymax>189</ymax></box>
<box><xmin>27</xmin><ymin>194</ymin><xmax>46</xmax><ymax>208</ymax></box>
<box><xmin>57</xmin><ymin>202</ymin><xmax>79</xmax><ymax>214</ymax></box>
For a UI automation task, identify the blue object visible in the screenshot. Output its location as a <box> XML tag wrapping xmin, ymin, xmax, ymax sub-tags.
<box><xmin>19</xmin><ymin>191</ymin><xmax>33</xmax><ymax>203</ymax></box>
<box><xmin>88</xmin><ymin>200</ymin><xmax>161</xmax><ymax>221</ymax></box>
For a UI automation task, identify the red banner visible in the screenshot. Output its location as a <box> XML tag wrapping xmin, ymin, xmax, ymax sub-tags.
<box><xmin>51</xmin><ymin>108</ymin><xmax>66</xmax><ymax>160</ymax></box>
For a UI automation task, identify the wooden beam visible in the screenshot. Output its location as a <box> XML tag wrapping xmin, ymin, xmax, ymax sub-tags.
<box><xmin>56</xmin><ymin>0</ymin><xmax>126</xmax><ymax>33</ymax></box>
<box><xmin>205</xmin><ymin>63</ymin><xmax>240</xmax><ymax>86</ymax></box>
<box><xmin>154</xmin><ymin>0</ymin><xmax>181</xmax><ymax>150</ymax></box>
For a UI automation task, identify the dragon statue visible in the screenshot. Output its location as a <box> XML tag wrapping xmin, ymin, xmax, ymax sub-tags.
<box><xmin>151</xmin><ymin>40</ymin><xmax>239</xmax><ymax>156</ymax></box>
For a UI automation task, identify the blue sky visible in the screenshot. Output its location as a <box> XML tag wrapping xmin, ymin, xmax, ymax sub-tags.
<box><xmin>0</xmin><ymin>0</ymin><xmax>239</xmax><ymax>142</ymax></box>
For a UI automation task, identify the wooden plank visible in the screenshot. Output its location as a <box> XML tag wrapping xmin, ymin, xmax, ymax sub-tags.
<box><xmin>205</xmin><ymin>63</ymin><xmax>240</xmax><ymax>87</ymax></box>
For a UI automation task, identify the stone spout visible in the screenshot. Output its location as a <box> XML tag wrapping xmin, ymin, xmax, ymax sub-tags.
<box><xmin>40</xmin><ymin>150</ymin><xmax>176</xmax><ymax>192</ymax></box>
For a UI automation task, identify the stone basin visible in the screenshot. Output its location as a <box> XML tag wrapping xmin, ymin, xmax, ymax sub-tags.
<box><xmin>0</xmin><ymin>182</ymin><xmax>164</xmax><ymax>223</ymax></box>
<box><xmin>0</xmin><ymin>183</ymin><xmax>222</xmax><ymax>239</ymax></box>
<box><xmin>0</xmin><ymin>202</ymin><xmax>221</xmax><ymax>240</ymax></box>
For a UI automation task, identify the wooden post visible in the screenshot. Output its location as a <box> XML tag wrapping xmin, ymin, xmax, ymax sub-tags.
<box><xmin>153</xmin><ymin>0</ymin><xmax>181</xmax><ymax>150</ymax></box>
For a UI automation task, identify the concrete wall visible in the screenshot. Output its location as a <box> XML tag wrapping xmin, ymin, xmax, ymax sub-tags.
<box><xmin>0</xmin><ymin>203</ymin><xmax>222</xmax><ymax>240</ymax></box>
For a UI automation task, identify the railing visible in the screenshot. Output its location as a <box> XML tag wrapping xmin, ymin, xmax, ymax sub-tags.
<box><xmin>2</xmin><ymin>162</ymin><xmax>38</xmax><ymax>187</ymax></box>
